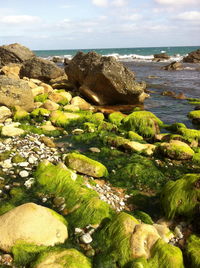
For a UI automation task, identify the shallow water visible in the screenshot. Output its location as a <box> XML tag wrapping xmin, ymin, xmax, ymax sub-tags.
<box><xmin>124</xmin><ymin>61</ymin><xmax>200</xmax><ymax>127</ymax></box>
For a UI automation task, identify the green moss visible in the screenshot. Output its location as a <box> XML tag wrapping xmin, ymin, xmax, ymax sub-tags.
<box><xmin>157</xmin><ymin>140</ymin><xmax>194</xmax><ymax>160</ymax></box>
<box><xmin>192</xmin><ymin>153</ymin><xmax>200</xmax><ymax>165</ymax></box>
<box><xmin>187</xmin><ymin>98</ymin><xmax>200</xmax><ymax>102</ymax></box>
<box><xmin>12</xmin><ymin>241</ymin><xmax>48</xmax><ymax>266</ymax></box>
<box><xmin>189</xmin><ymin>101</ymin><xmax>200</xmax><ymax>105</ymax></box>
<box><xmin>128</xmin><ymin>257</ymin><xmax>149</xmax><ymax>268</ymax></box>
<box><xmin>65</xmin><ymin>152</ymin><xmax>108</xmax><ymax>178</ymax></box>
<box><xmin>13</xmin><ymin>107</ymin><xmax>30</xmax><ymax>121</ymax></box>
<box><xmin>83</xmin><ymin>122</ymin><xmax>97</xmax><ymax>133</ymax></box>
<box><xmin>131</xmin><ymin>210</ymin><xmax>154</xmax><ymax>225</ymax></box>
<box><xmin>161</xmin><ymin>173</ymin><xmax>200</xmax><ymax>219</ymax></box>
<box><xmin>122</xmin><ymin>111</ymin><xmax>163</xmax><ymax>138</ymax></box>
<box><xmin>98</xmin><ymin>121</ymin><xmax>118</xmax><ymax>132</ymax></box>
<box><xmin>90</xmin><ymin>112</ymin><xmax>104</xmax><ymax>123</ymax></box>
<box><xmin>188</xmin><ymin>110</ymin><xmax>200</xmax><ymax>121</ymax></box>
<box><xmin>165</xmin><ymin>123</ymin><xmax>186</xmax><ymax>132</ymax></box>
<box><xmin>0</xmin><ymin>202</ymin><xmax>15</xmax><ymax>215</ymax></box>
<box><xmin>33</xmin><ymin>248</ymin><xmax>92</xmax><ymax>268</ymax></box>
<box><xmin>50</xmin><ymin>110</ymin><xmax>81</xmax><ymax>128</ymax></box>
<box><xmin>34</xmin><ymin>93</ymin><xmax>48</xmax><ymax>103</ymax></box>
<box><xmin>31</xmin><ymin>108</ymin><xmax>50</xmax><ymax>122</ymax></box>
<box><xmin>128</xmin><ymin>131</ymin><xmax>144</xmax><ymax>141</ymax></box>
<box><xmin>186</xmin><ymin>235</ymin><xmax>200</xmax><ymax>268</ymax></box>
<box><xmin>20</xmin><ymin>124</ymin><xmax>62</xmax><ymax>137</ymax></box>
<box><xmin>178</xmin><ymin>127</ymin><xmax>200</xmax><ymax>143</ymax></box>
<box><xmin>0</xmin><ymin>151</ymin><xmax>11</xmax><ymax>161</ymax></box>
<box><xmin>11</xmin><ymin>154</ymin><xmax>26</xmax><ymax>163</ymax></box>
<box><xmin>149</xmin><ymin>239</ymin><xmax>184</xmax><ymax>268</ymax></box>
<box><xmin>94</xmin><ymin>212</ymin><xmax>139</xmax><ymax>267</ymax></box>
<box><xmin>34</xmin><ymin>161</ymin><xmax>113</xmax><ymax>227</ymax></box>
<box><xmin>108</xmin><ymin>112</ymin><xmax>126</xmax><ymax>126</ymax></box>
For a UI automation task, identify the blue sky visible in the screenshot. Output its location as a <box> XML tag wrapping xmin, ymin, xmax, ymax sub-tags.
<box><xmin>0</xmin><ymin>0</ymin><xmax>199</xmax><ymax>49</ymax></box>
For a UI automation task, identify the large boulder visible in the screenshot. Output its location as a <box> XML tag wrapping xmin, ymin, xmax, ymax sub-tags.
<box><xmin>65</xmin><ymin>51</ymin><xmax>147</xmax><ymax>105</ymax></box>
<box><xmin>20</xmin><ymin>57</ymin><xmax>65</xmax><ymax>82</ymax></box>
<box><xmin>0</xmin><ymin>203</ymin><xmax>68</xmax><ymax>252</ymax></box>
<box><xmin>0</xmin><ymin>75</ymin><xmax>34</xmax><ymax>111</ymax></box>
<box><xmin>183</xmin><ymin>49</ymin><xmax>200</xmax><ymax>63</ymax></box>
<box><xmin>0</xmin><ymin>43</ymin><xmax>35</xmax><ymax>67</ymax></box>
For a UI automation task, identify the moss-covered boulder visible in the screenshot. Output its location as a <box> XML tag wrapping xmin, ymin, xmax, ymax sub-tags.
<box><xmin>33</xmin><ymin>248</ymin><xmax>92</xmax><ymax>268</ymax></box>
<box><xmin>122</xmin><ymin>111</ymin><xmax>163</xmax><ymax>138</ymax></box>
<box><xmin>157</xmin><ymin>140</ymin><xmax>194</xmax><ymax>160</ymax></box>
<box><xmin>94</xmin><ymin>212</ymin><xmax>174</xmax><ymax>267</ymax></box>
<box><xmin>50</xmin><ymin>110</ymin><xmax>81</xmax><ymax>128</ymax></box>
<box><xmin>128</xmin><ymin>131</ymin><xmax>144</xmax><ymax>141</ymax></box>
<box><xmin>178</xmin><ymin>127</ymin><xmax>200</xmax><ymax>144</ymax></box>
<box><xmin>108</xmin><ymin>112</ymin><xmax>126</xmax><ymax>126</ymax></box>
<box><xmin>186</xmin><ymin>235</ymin><xmax>200</xmax><ymax>268</ymax></box>
<box><xmin>31</xmin><ymin>108</ymin><xmax>50</xmax><ymax>119</ymax></box>
<box><xmin>35</xmin><ymin>161</ymin><xmax>112</xmax><ymax>227</ymax></box>
<box><xmin>13</xmin><ymin>106</ymin><xmax>30</xmax><ymax>121</ymax></box>
<box><xmin>188</xmin><ymin>110</ymin><xmax>200</xmax><ymax>125</ymax></box>
<box><xmin>65</xmin><ymin>152</ymin><xmax>108</xmax><ymax>178</ymax></box>
<box><xmin>0</xmin><ymin>203</ymin><xmax>68</xmax><ymax>252</ymax></box>
<box><xmin>161</xmin><ymin>174</ymin><xmax>200</xmax><ymax>219</ymax></box>
<box><xmin>192</xmin><ymin>153</ymin><xmax>200</xmax><ymax>165</ymax></box>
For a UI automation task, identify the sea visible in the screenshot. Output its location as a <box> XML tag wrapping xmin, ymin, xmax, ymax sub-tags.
<box><xmin>34</xmin><ymin>46</ymin><xmax>200</xmax><ymax>127</ymax></box>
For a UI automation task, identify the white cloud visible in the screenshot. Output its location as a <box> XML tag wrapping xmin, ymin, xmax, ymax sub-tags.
<box><xmin>111</xmin><ymin>0</ymin><xmax>128</xmax><ymax>7</ymax></box>
<box><xmin>176</xmin><ymin>11</ymin><xmax>200</xmax><ymax>21</ymax></box>
<box><xmin>122</xmin><ymin>14</ymin><xmax>142</xmax><ymax>21</ymax></box>
<box><xmin>155</xmin><ymin>0</ymin><xmax>199</xmax><ymax>5</ymax></box>
<box><xmin>0</xmin><ymin>15</ymin><xmax>41</xmax><ymax>24</ymax></box>
<box><xmin>92</xmin><ymin>0</ymin><xmax>108</xmax><ymax>7</ymax></box>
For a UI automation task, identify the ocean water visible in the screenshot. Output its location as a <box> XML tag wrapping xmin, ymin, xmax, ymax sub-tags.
<box><xmin>34</xmin><ymin>46</ymin><xmax>200</xmax><ymax>127</ymax></box>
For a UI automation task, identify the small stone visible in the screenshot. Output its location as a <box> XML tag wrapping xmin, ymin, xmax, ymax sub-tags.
<box><xmin>19</xmin><ymin>170</ymin><xmax>29</xmax><ymax>178</ymax></box>
<box><xmin>174</xmin><ymin>226</ymin><xmax>183</xmax><ymax>239</ymax></box>
<box><xmin>72</xmin><ymin>128</ymin><xmax>84</xmax><ymax>135</ymax></box>
<box><xmin>89</xmin><ymin>147</ymin><xmax>101</xmax><ymax>153</ymax></box>
<box><xmin>24</xmin><ymin>178</ymin><xmax>35</xmax><ymax>189</ymax></box>
<box><xmin>80</xmin><ymin>233</ymin><xmax>93</xmax><ymax>244</ymax></box>
<box><xmin>53</xmin><ymin>197</ymin><xmax>65</xmax><ymax>207</ymax></box>
<box><xmin>18</xmin><ymin>162</ymin><xmax>29</xmax><ymax>167</ymax></box>
<box><xmin>75</xmin><ymin>228</ymin><xmax>84</xmax><ymax>235</ymax></box>
<box><xmin>119</xmin><ymin>201</ymin><xmax>125</xmax><ymax>206</ymax></box>
<box><xmin>1</xmin><ymin>254</ymin><xmax>13</xmax><ymax>266</ymax></box>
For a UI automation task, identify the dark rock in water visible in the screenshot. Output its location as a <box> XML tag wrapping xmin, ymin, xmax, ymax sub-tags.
<box><xmin>52</xmin><ymin>56</ymin><xmax>63</xmax><ymax>63</ymax></box>
<box><xmin>20</xmin><ymin>57</ymin><xmax>65</xmax><ymax>82</ymax></box>
<box><xmin>65</xmin><ymin>51</ymin><xmax>147</xmax><ymax>105</ymax></box>
<box><xmin>0</xmin><ymin>43</ymin><xmax>35</xmax><ymax>67</ymax></box>
<box><xmin>64</xmin><ymin>58</ymin><xmax>71</xmax><ymax>65</ymax></box>
<box><xmin>176</xmin><ymin>93</ymin><xmax>186</xmax><ymax>100</ymax></box>
<box><xmin>0</xmin><ymin>75</ymin><xmax>34</xmax><ymax>111</ymax></box>
<box><xmin>195</xmin><ymin>105</ymin><xmax>200</xmax><ymax>110</ymax></box>
<box><xmin>183</xmin><ymin>49</ymin><xmax>200</xmax><ymax>63</ymax></box>
<box><xmin>153</xmin><ymin>53</ymin><xmax>170</xmax><ymax>60</ymax></box>
<box><xmin>161</xmin><ymin>91</ymin><xmax>176</xmax><ymax>97</ymax></box>
<box><xmin>162</xmin><ymin>61</ymin><xmax>183</xmax><ymax>71</ymax></box>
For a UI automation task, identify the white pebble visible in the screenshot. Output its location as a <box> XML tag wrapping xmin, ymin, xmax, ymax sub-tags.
<box><xmin>19</xmin><ymin>170</ymin><xmax>29</xmax><ymax>178</ymax></box>
<box><xmin>80</xmin><ymin>233</ymin><xmax>93</xmax><ymax>244</ymax></box>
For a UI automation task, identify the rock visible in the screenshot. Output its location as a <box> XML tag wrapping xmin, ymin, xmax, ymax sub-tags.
<box><xmin>157</xmin><ymin>140</ymin><xmax>195</xmax><ymax>160</ymax></box>
<box><xmin>162</xmin><ymin>61</ymin><xmax>183</xmax><ymax>71</ymax></box>
<box><xmin>40</xmin><ymin>136</ymin><xmax>56</xmax><ymax>148</ymax></box>
<box><xmin>153</xmin><ymin>53</ymin><xmax>170</xmax><ymax>60</ymax></box>
<box><xmin>188</xmin><ymin>110</ymin><xmax>200</xmax><ymax>125</ymax></box>
<box><xmin>63</xmin><ymin>104</ymin><xmax>80</xmax><ymax>112</ymax></box>
<box><xmin>1</xmin><ymin>124</ymin><xmax>25</xmax><ymax>137</ymax></box>
<box><xmin>20</xmin><ymin>57</ymin><xmax>65</xmax><ymax>82</ymax></box>
<box><xmin>64</xmin><ymin>58</ymin><xmax>71</xmax><ymax>65</ymax></box>
<box><xmin>0</xmin><ymin>203</ymin><xmax>68</xmax><ymax>252</ymax></box>
<box><xmin>0</xmin><ymin>75</ymin><xmax>34</xmax><ymax>111</ymax></box>
<box><xmin>42</xmin><ymin>100</ymin><xmax>59</xmax><ymax>111</ymax></box>
<box><xmin>89</xmin><ymin>147</ymin><xmax>101</xmax><ymax>153</ymax></box>
<box><xmin>176</xmin><ymin>93</ymin><xmax>186</xmax><ymax>100</ymax></box>
<box><xmin>80</xmin><ymin>233</ymin><xmax>93</xmax><ymax>244</ymax></box>
<box><xmin>48</xmin><ymin>91</ymin><xmax>69</xmax><ymax>105</ymax></box>
<box><xmin>0</xmin><ymin>106</ymin><xmax>12</xmax><ymax>123</ymax></box>
<box><xmin>31</xmin><ymin>86</ymin><xmax>45</xmax><ymax>97</ymax></box>
<box><xmin>19</xmin><ymin>170</ymin><xmax>29</xmax><ymax>178</ymax></box>
<box><xmin>0</xmin><ymin>63</ymin><xmax>21</xmax><ymax>78</ymax></box>
<box><xmin>40</xmin><ymin>83</ymin><xmax>53</xmax><ymax>93</ymax></box>
<box><xmin>52</xmin><ymin>56</ymin><xmax>63</xmax><ymax>63</ymax></box>
<box><xmin>65</xmin><ymin>51</ymin><xmax>147</xmax><ymax>105</ymax></box>
<box><xmin>71</xmin><ymin>96</ymin><xmax>94</xmax><ymax>111</ymax></box>
<box><xmin>65</xmin><ymin>153</ymin><xmax>108</xmax><ymax>178</ymax></box>
<box><xmin>33</xmin><ymin>249</ymin><xmax>91</xmax><ymax>268</ymax></box>
<box><xmin>0</xmin><ymin>43</ymin><xmax>35</xmax><ymax>67</ymax></box>
<box><xmin>183</xmin><ymin>49</ymin><xmax>200</xmax><ymax>63</ymax></box>
<box><xmin>161</xmin><ymin>90</ymin><xmax>176</xmax><ymax>97</ymax></box>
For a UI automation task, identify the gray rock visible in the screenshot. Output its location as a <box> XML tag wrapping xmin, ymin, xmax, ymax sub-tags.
<box><xmin>183</xmin><ymin>49</ymin><xmax>200</xmax><ymax>63</ymax></box>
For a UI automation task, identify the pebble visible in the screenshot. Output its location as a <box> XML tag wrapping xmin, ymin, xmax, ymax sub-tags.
<box><xmin>19</xmin><ymin>170</ymin><xmax>29</xmax><ymax>178</ymax></box>
<box><xmin>75</xmin><ymin>228</ymin><xmax>84</xmax><ymax>235</ymax></box>
<box><xmin>18</xmin><ymin>162</ymin><xmax>29</xmax><ymax>167</ymax></box>
<box><xmin>80</xmin><ymin>233</ymin><xmax>93</xmax><ymax>244</ymax></box>
<box><xmin>24</xmin><ymin>178</ymin><xmax>35</xmax><ymax>189</ymax></box>
<box><xmin>89</xmin><ymin>147</ymin><xmax>101</xmax><ymax>153</ymax></box>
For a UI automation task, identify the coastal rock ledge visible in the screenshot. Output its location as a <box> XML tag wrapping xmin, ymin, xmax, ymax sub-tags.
<box><xmin>65</xmin><ymin>51</ymin><xmax>148</xmax><ymax>106</ymax></box>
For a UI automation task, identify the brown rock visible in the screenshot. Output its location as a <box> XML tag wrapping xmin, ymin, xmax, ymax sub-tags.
<box><xmin>71</xmin><ymin>96</ymin><xmax>94</xmax><ymax>111</ymax></box>
<box><xmin>65</xmin><ymin>51</ymin><xmax>147</xmax><ymax>105</ymax></box>
<box><xmin>0</xmin><ymin>63</ymin><xmax>21</xmax><ymax>78</ymax></box>
<box><xmin>154</xmin><ymin>53</ymin><xmax>170</xmax><ymax>60</ymax></box>
<box><xmin>0</xmin><ymin>75</ymin><xmax>34</xmax><ymax>111</ymax></box>
<box><xmin>0</xmin><ymin>106</ymin><xmax>12</xmax><ymax>123</ymax></box>
<box><xmin>0</xmin><ymin>43</ymin><xmax>35</xmax><ymax>67</ymax></box>
<box><xmin>43</xmin><ymin>100</ymin><xmax>59</xmax><ymax>111</ymax></box>
<box><xmin>20</xmin><ymin>57</ymin><xmax>65</xmax><ymax>82</ymax></box>
<box><xmin>40</xmin><ymin>136</ymin><xmax>56</xmax><ymax>148</ymax></box>
<box><xmin>183</xmin><ymin>49</ymin><xmax>200</xmax><ymax>63</ymax></box>
<box><xmin>162</xmin><ymin>61</ymin><xmax>183</xmax><ymax>71</ymax></box>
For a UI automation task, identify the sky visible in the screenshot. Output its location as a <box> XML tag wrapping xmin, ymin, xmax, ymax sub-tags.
<box><xmin>0</xmin><ymin>0</ymin><xmax>200</xmax><ymax>50</ymax></box>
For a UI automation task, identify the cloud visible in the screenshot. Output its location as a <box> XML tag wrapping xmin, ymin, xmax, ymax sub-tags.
<box><xmin>92</xmin><ymin>0</ymin><xmax>108</xmax><ymax>7</ymax></box>
<box><xmin>0</xmin><ymin>15</ymin><xmax>41</xmax><ymax>24</ymax></box>
<box><xmin>155</xmin><ymin>0</ymin><xmax>199</xmax><ymax>5</ymax></box>
<box><xmin>111</xmin><ymin>0</ymin><xmax>128</xmax><ymax>7</ymax></box>
<box><xmin>122</xmin><ymin>14</ymin><xmax>142</xmax><ymax>21</ymax></box>
<box><xmin>176</xmin><ymin>11</ymin><xmax>200</xmax><ymax>21</ymax></box>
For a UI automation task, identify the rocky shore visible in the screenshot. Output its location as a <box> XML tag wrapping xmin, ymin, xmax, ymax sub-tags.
<box><xmin>0</xmin><ymin>43</ymin><xmax>199</xmax><ymax>268</ymax></box>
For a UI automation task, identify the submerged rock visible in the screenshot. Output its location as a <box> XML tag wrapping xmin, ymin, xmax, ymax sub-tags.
<box><xmin>0</xmin><ymin>75</ymin><xmax>34</xmax><ymax>111</ymax></box>
<box><xmin>65</xmin><ymin>51</ymin><xmax>147</xmax><ymax>105</ymax></box>
<box><xmin>20</xmin><ymin>57</ymin><xmax>64</xmax><ymax>82</ymax></box>
<box><xmin>0</xmin><ymin>203</ymin><xmax>68</xmax><ymax>252</ymax></box>
<box><xmin>162</xmin><ymin>61</ymin><xmax>183</xmax><ymax>71</ymax></box>
<box><xmin>0</xmin><ymin>43</ymin><xmax>35</xmax><ymax>67</ymax></box>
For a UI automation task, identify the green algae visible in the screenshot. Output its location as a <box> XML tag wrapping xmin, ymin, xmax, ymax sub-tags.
<box><xmin>148</xmin><ymin>239</ymin><xmax>184</xmax><ymax>268</ymax></box>
<box><xmin>11</xmin><ymin>154</ymin><xmax>26</xmax><ymax>163</ymax></box>
<box><xmin>128</xmin><ymin>131</ymin><xmax>144</xmax><ymax>141</ymax></box>
<box><xmin>161</xmin><ymin>173</ymin><xmax>200</xmax><ymax>219</ymax></box>
<box><xmin>131</xmin><ymin>210</ymin><xmax>154</xmax><ymax>225</ymax></box>
<box><xmin>65</xmin><ymin>152</ymin><xmax>108</xmax><ymax>178</ymax></box>
<box><xmin>19</xmin><ymin>123</ymin><xmax>62</xmax><ymax>137</ymax></box>
<box><xmin>33</xmin><ymin>248</ymin><xmax>92</xmax><ymax>268</ymax></box>
<box><xmin>186</xmin><ymin>235</ymin><xmax>200</xmax><ymax>268</ymax></box>
<box><xmin>34</xmin><ymin>93</ymin><xmax>48</xmax><ymax>103</ymax></box>
<box><xmin>192</xmin><ymin>153</ymin><xmax>200</xmax><ymax>165</ymax></box>
<box><xmin>31</xmin><ymin>108</ymin><xmax>50</xmax><ymax>118</ymax></box>
<box><xmin>13</xmin><ymin>107</ymin><xmax>30</xmax><ymax>121</ymax></box>
<box><xmin>0</xmin><ymin>151</ymin><xmax>11</xmax><ymax>161</ymax></box>
<box><xmin>188</xmin><ymin>110</ymin><xmax>200</xmax><ymax>121</ymax></box>
<box><xmin>34</xmin><ymin>161</ymin><xmax>113</xmax><ymax>227</ymax></box>
<box><xmin>108</xmin><ymin>112</ymin><xmax>126</xmax><ymax>126</ymax></box>
<box><xmin>165</xmin><ymin>123</ymin><xmax>186</xmax><ymax>132</ymax></box>
<box><xmin>178</xmin><ymin>127</ymin><xmax>200</xmax><ymax>143</ymax></box>
<box><xmin>122</xmin><ymin>111</ymin><xmax>163</xmax><ymax>138</ymax></box>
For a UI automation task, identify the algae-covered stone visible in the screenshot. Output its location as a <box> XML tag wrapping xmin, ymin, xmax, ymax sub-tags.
<box><xmin>65</xmin><ymin>152</ymin><xmax>108</xmax><ymax>177</ymax></box>
<box><xmin>108</xmin><ymin>112</ymin><xmax>126</xmax><ymax>126</ymax></box>
<box><xmin>161</xmin><ymin>174</ymin><xmax>200</xmax><ymax>219</ymax></box>
<box><xmin>186</xmin><ymin>235</ymin><xmax>200</xmax><ymax>268</ymax></box>
<box><xmin>13</xmin><ymin>106</ymin><xmax>30</xmax><ymax>121</ymax></box>
<box><xmin>31</xmin><ymin>108</ymin><xmax>50</xmax><ymax>118</ymax></box>
<box><xmin>178</xmin><ymin>127</ymin><xmax>200</xmax><ymax>143</ymax></box>
<box><xmin>188</xmin><ymin>110</ymin><xmax>200</xmax><ymax>124</ymax></box>
<box><xmin>157</xmin><ymin>140</ymin><xmax>194</xmax><ymax>160</ymax></box>
<box><xmin>0</xmin><ymin>203</ymin><xmax>68</xmax><ymax>252</ymax></box>
<box><xmin>50</xmin><ymin>110</ymin><xmax>80</xmax><ymax>127</ymax></box>
<box><xmin>33</xmin><ymin>248</ymin><xmax>92</xmax><ymax>268</ymax></box>
<box><xmin>192</xmin><ymin>153</ymin><xmax>200</xmax><ymax>165</ymax></box>
<box><xmin>35</xmin><ymin>161</ymin><xmax>112</xmax><ymax>227</ymax></box>
<box><xmin>128</xmin><ymin>131</ymin><xmax>143</xmax><ymax>141</ymax></box>
<box><xmin>122</xmin><ymin>111</ymin><xmax>163</xmax><ymax>138</ymax></box>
